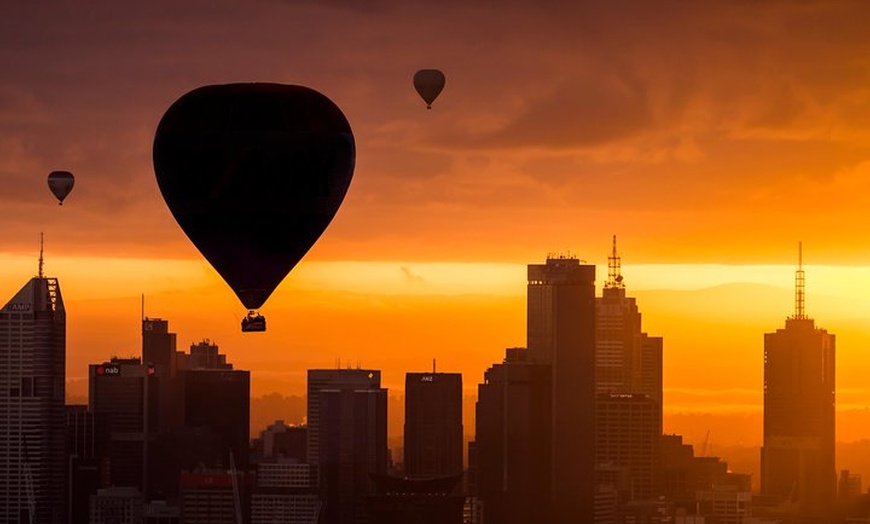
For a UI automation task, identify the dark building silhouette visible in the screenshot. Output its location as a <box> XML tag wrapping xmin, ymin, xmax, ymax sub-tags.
<box><xmin>368</xmin><ymin>473</ymin><xmax>464</xmax><ymax>524</ymax></box>
<box><xmin>182</xmin><ymin>368</ymin><xmax>251</xmax><ymax>470</ymax></box>
<box><xmin>180</xmin><ymin>470</ymin><xmax>249</xmax><ymax>524</ymax></box>
<box><xmin>142</xmin><ymin>318</ymin><xmax>183</xmax><ymax>434</ymax></box>
<box><xmin>595</xmin><ymin>237</ymin><xmax>662</xmax><ymax>404</ymax></box>
<box><xmin>88</xmin><ymin>357</ymin><xmax>158</xmax><ymax>493</ymax></box>
<box><xmin>308</xmin><ymin>368</ymin><xmax>388</xmax><ymax>524</ymax></box>
<box><xmin>66</xmin><ymin>405</ymin><xmax>109</xmax><ymax>524</ymax></box>
<box><xmin>594</xmin><ymin>237</ymin><xmax>664</xmax><ymax>516</ymax></box>
<box><xmin>761</xmin><ymin>246</ymin><xmax>835</xmax><ymax>514</ymax></box>
<box><xmin>595</xmin><ymin>393</ymin><xmax>660</xmax><ymax>502</ymax></box>
<box><xmin>253</xmin><ymin>420</ymin><xmax>308</xmax><ymax>462</ymax></box>
<box><xmin>404</xmin><ymin>370</ymin><xmax>463</xmax><ymax>478</ymax></box>
<box><xmin>527</xmin><ymin>255</ymin><xmax>597</xmax><ymax>523</ymax></box>
<box><xmin>474</xmin><ymin>347</ymin><xmax>551</xmax><ymax>524</ymax></box>
<box><xmin>0</xmin><ymin>271</ymin><xmax>67</xmax><ymax>523</ymax></box>
<box><xmin>142</xmin><ymin>318</ymin><xmax>177</xmax><ymax>378</ymax></box>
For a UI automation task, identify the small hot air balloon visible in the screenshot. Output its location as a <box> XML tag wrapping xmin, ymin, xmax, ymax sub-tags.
<box><xmin>413</xmin><ymin>69</ymin><xmax>445</xmax><ymax>109</ymax></box>
<box><xmin>153</xmin><ymin>83</ymin><xmax>355</xmax><ymax>332</ymax></box>
<box><xmin>47</xmin><ymin>171</ymin><xmax>75</xmax><ymax>205</ymax></box>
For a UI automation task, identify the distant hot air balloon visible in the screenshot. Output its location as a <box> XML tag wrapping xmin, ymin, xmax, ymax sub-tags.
<box><xmin>47</xmin><ymin>171</ymin><xmax>75</xmax><ymax>205</ymax></box>
<box><xmin>153</xmin><ymin>83</ymin><xmax>355</xmax><ymax>332</ymax></box>
<box><xmin>413</xmin><ymin>69</ymin><xmax>445</xmax><ymax>109</ymax></box>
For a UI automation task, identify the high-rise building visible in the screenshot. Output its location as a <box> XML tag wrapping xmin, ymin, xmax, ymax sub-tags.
<box><xmin>306</xmin><ymin>369</ymin><xmax>382</xmax><ymax>472</ymax></box>
<box><xmin>251</xmin><ymin>461</ymin><xmax>319</xmax><ymax>524</ymax></box>
<box><xmin>182</xmin><ymin>368</ymin><xmax>251</xmax><ymax>470</ymax></box>
<box><xmin>142</xmin><ymin>318</ymin><xmax>177</xmax><ymax>378</ymax></box>
<box><xmin>142</xmin><ymin>318</ymin><xmax>183</xmax><ymax>434</ymax></box>
<box><xmin>761</xmin><ymin>245</ymin><xmax>835</xmax><ymax>513</ymax></box>
<box><xmin>595</xmin><ymin>393</ymin><xmax>660</xmax><ymax>502</ymax></box>
<box><xmin>67</xmin><ymin>404</ymin><xmax>109</xmax><ymax>524</ymax></box>
<box><xmin>404</xmin><ymin>370</ymin><xmax>463</xmax><ymax>478</ymax></box>
<box><xmin>527</xmin><ymin>255</ymin><xmax>596</xmax><ymax>523</ymax></box>
<box><xmin>595</xmin><ymin>236</ymin><xmax>662</xmax><ymax>403</ymax></box>
<box><xmin>474</xmin><ymin>347</ymin><xmax>551</xmax><ymax>524</ymax></box>
<box><xmin>89</xmin><ymin>357</ymin><xmax>158</xmax><ymax>492</ymax></box>
<box><xmin>594</xmin><ymin>237</ymin><xmax>664</xmax><ymax>512</ymax></box>
<box><xmin>307</xmin><ymin>368</ymin><xmax>388</xmax><ymax>524</ymax></box>
<box><xmin>0</xmin><ymin>269</ymin><xmax>67</xmax><ymax>523</ymax></box>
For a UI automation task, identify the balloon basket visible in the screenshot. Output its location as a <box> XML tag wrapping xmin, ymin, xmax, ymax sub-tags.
<box><xmin>242</xmin><ymin>311</ymin><xmax>266</xmax><ymax>332</ymax></box>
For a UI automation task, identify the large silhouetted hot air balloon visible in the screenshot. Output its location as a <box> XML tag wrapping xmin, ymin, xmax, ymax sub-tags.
<box><xmin>153</xmin><ymin>83</ymin><xmax>355</xmax><ymax>332</ymax></box>
<box><xmin>47</xmin><ymin>171</ymin><xmax>75</xmax><ymax>205</ymax></box>
<box><xmin>413</xmin><ymin>69</ymin><xmax>445</xmax><ymax>109</ymax></box>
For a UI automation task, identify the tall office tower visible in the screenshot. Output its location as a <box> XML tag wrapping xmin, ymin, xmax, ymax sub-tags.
<box><xmin>527</xmin><ymin>256</ymin><xmax>596</xmax><ymax>522</ymax></box>
<box><xmin>474</xmin><ymin>347</ymin><xmax>552</xmax><ymax>524</ymax></box>
<box><xmin>594</xmin><ymin>237</ymin><xmax>663</xmax><ymax>510</ymax></box>
<box><xmin>594</xmin><ymin>393</ymin><xmax>661</xmax><ymax>502</ymax></box>
<box><xmin>251</xmin><ymin>461</ymin><xmax>319</xmax><ymax>524</ymax></box>
<box><xmin>142</xmin><ymin>318</ymin><xmax>177</xmax><ymax>377</ymax></box>
<box><xmin>404</xmin><ymin>370</ymin><xmax>463</xmax><ymax>478</ymax></box>
<box><xmin>0</xmin><ymin>264</ymin><xmax>66</xmax><ymax>524</ymax></box>
<box><xmin>67</xmin><ymin>405</ymin><xmax>109</xmax><ymax>524</ymax></box>
<box><xmin>89</xmin><ymin>357</ymin><xmax>158</xmax><ymax>492</ymax></box>
<box><xmin>596</xmin><ymin>236</ymin><xmax>663</xmax><ymax>402</ymax></box>
<box><xmin>307</xmin><ymin>368</ymin><xmax>388</xmax><ymax>524</ymax></box>
<box><xmin>761</xmin><ymin>245</ymin><xmax>835</xmax><ymax>513</ymax></box>
<box><xmin>306</xmin><ymin>369</ymin><xmax>382</xmax><ymax>474</ymax></box>
<box><xmin>142</xmin><ymin>317</ymin><xmax>183</xmax><ymax>433</ymax></box>
<box><xmin>182</xmin><ymin>368</ymin><xmax>251</xmax><ymax>469</ymax></box>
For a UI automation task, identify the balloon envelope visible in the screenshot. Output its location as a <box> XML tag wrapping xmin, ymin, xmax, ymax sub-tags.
<box><xmin>47</xmin><ymin>171</ymin><xmax>75</xmax><ymax>205</ymax></box>
<box><xmin>153</xmin><ymin>83</ymin><xmax>355</xmax><ymax>310</ymax></box>
<box><xmin>413</xmin><ymin>69</ymin><xmax>445</xmax><ymax>109</ymax></box>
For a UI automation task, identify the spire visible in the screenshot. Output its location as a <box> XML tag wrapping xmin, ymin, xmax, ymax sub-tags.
<box><xmin>38</xmin><ymin>233</ymin><xmax>44</xmax><ymax>279</ymax></box>
<box><xmin>792</xmin><ymin>242</ymin><xmax>807</xmax><ymax>320</ymax></box>
<box><xmin>605</xmin><ymin>235</ymin><xmax>624</xmax><ymax>289</ymax></box>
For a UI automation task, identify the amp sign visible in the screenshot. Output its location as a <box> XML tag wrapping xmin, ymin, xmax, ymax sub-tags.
<box><xmin>7</xmin><ymin>303</ymin><xmax>31</xmax><ymax>312</ymax></box>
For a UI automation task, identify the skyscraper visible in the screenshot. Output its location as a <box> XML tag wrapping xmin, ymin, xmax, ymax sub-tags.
<box><xmin>594</xmin><ymin>237</ymin><xmax>663</xmax><ymax>511</ymax></box>
<box><xmin>307</xmin><ymin>368</ymin><xmax>388</xmax><ymax>524</ymax></box>
<box><xmin>404</xmin><ymin>370</ymin><xmax>463</xmax><ymax>478</ymax></box>
<box><xmin>0</xmin><ymin>267</ymin><xmax>67</xmax><ymax>523</ymax></box>
<box><xmin>595</xmin><ymin>393</ymin><xmax>660</xmax><ymax>502</ymax></box>
<box><xmin>89</xmin><ymin>357</ymin><xmax>158</xmax><ymax>492</ymax></box>
<box><xmin>527</xmin><ymin>255</ymin><xmax>596</xmax><ymax>523</ymax></box>
<box><xmin>474</xmin><ymin>347</ymin><xmax>551</xmax><ymax>524</ymax></box>
<box><xmin>761</xmin><ymin>244</ymin><xmax>835</xmax><ymax>514</ymax></box>
<box><xmin>182</xmin><ymin>368</ymin><xmax>251</xmax><ymax>470</ymax></box>
<box><xmin>595</xmin><ymin>236</ymin><xmax>663</xmax><ymax>403</ymax></box>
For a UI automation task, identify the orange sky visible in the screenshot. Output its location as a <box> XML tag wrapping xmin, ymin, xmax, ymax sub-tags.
<box><xmin>4</xmin><ymin>1</ymin><xmax>870</xmax><ymax>447</ymax></box>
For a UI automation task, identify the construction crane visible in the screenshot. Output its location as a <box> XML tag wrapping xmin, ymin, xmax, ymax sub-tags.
<box><xmin>229</xmin><ymin>452</ymin><xmax>243</xmax><ymax>524</ymax></box>
<box><xmin>700</xmin><ymin>429</ymin><xmax>710</xmax><ymax>457</ymax></box>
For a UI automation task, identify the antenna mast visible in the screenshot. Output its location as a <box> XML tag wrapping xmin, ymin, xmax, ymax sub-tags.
<box><xmin>794</xmin><ymin>242</ymin><xmax>806</xmax><ymax>320</ymax></box>
<box><xmin>38</xmin><ymin>233</ymin><xmax>44</xmax><ymax>279</ymax></box>
<box><xmin>605</xmin><ymin>235</ymin><xmax>624</xmax><ymax>289</ymax></box>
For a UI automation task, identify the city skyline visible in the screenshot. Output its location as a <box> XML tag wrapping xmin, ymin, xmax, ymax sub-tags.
<box><xmin>4</xmin><ymin>2</ymin><xmax>870</xmax><ymax>435</ymax></box>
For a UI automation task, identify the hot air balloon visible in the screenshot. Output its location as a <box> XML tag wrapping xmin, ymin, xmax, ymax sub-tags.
<box><xmin>47</xmin><ymin>171</ymin><xmax>75</xmax><ymax>205</ymax></box>
<box><xmin>153</xmin><ymin>83</ymin><xmax>355</xmax><ymax>332</ymax></box>
<box><xmin>413</xmin><ymin>69</ymin><xmax>445</xmax><ymax>109</ymax></box>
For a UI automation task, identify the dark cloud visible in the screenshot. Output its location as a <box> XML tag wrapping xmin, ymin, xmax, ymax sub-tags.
<box><xmin>2</xmin><ymin>0</ymin><xmax>870</xmax><ymax>261</ymax></box>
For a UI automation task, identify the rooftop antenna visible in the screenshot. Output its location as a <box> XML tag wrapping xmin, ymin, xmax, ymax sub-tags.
<box><xmin>605</xmin><ymin>234</ymin><xmax>624</xmax><ymax>289</ymax></box>
<box><xmin>793</xmin><ymin>242</ymin><xmax>806</xmax><ymax>320</ymax></box>
<box><xmin>38</xmin><ymin>233</ymin><xmax>44</xmax><ymax>279</ymax></box>
<box><xmin>433</xmin><ymin>358</ymin><xmax>436</xmax><ymax>374</ymax></box>
<box><xmin>141</xmin><ymin>294</ymin><xmax>145</xmax><ymax>322</ymax></box>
